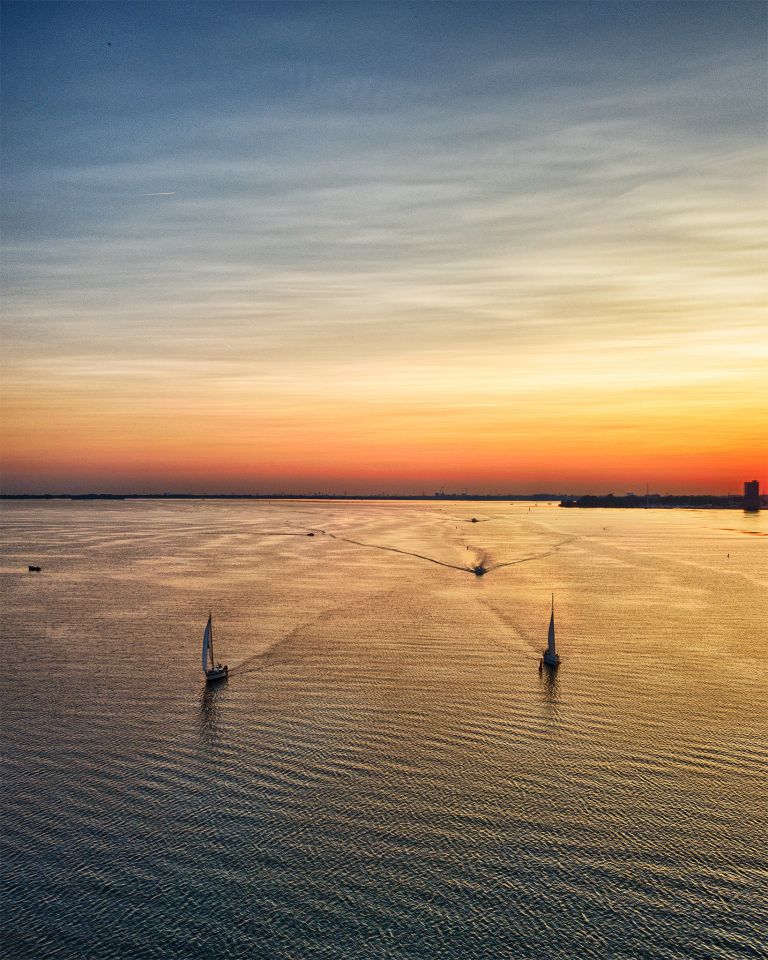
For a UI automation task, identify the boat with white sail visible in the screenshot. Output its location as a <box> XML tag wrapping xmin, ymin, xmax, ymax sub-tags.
<box><xmin>541</xmin><ymin>594</ymin><xmax>561</xmax><ymax>668</ymax></box>
<box><xmin>202</xmin><ymin>613</ymin><xmax>228</xmax><ymax>682</ymax></box>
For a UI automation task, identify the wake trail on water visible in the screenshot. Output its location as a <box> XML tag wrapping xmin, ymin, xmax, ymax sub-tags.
<box><xmin>309</xmin><ymin>527</ymin><xmax>575</xmax><ymax>577</ymax></box>
<box><xmin>525</xmin><ymin>515</ymin><xmax>766</xmax><ymax>588</ymax></box>
<box><xmin>527</xmin><ymin>514</ymin><xmax>768</xmax><ymax>590</ymax></box>
<box><xmin>308</xmin><ymin>528</ymin><xmax>472</xmax><ymax>573</ymax></box>
<box><xmin>488</xmin><ymin>536</ymin><xmax>576</xmax><ymax>571</ymax></box>
<box><xmin>253</xmin><ymin>531</ymin><xmax>320</xmax><ymax>537</ymax></box>
<box><xmin>481</xmin><ymin>601</ymin><xmax>543</xmax><ymax>659</ymax></box>
<box><xmin>338</xmin><ymin>536</ymin><xmax>470</xmax><ymax>572</ymax></box>
<box><xmin>229</xmin><ymin>618</ymin><xmax>320</xmax><ymax>676</ymax></box>
<box><xmin>229</xmin><ymin>587</ymin><xmax>406</xmax><ymax>676</ymax></box>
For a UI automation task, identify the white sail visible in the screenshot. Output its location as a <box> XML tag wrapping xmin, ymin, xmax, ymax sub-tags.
<box><xmin>202</xmin><ymin>615</ymin><xmax>212</xmax><ymax>672</ymax></box>
<box><xmin>547</xmin><ymin>597</ymin><xmax>556</xmax><ymax>657</ymax></box>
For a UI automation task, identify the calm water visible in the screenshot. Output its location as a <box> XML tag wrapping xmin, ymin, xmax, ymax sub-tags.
<box><xmin>1</xmin><ymin>500</ymin><xmax>766</xmax><ymax>959</ymax></box>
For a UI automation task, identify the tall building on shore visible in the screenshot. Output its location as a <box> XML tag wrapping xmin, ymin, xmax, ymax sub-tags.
<box><xmin>744</xmin><ymin>480</ymin><xmax>760</xmax><ymax>511</ymax></box>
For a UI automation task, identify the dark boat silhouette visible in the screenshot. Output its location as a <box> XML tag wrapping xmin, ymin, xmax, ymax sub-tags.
<box><xmin>202</xmin><ymin>614</ymin><xmax>228</xmax><ymax>682</ymax></box>
<box><xmin>540</xmin><ymin>595</ymin><xmax>561</xmax><ymax>668</ymax></box>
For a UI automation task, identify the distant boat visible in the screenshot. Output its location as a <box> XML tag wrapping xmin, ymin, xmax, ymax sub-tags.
<box><xmin>202</xmin><ymin>614</ymin><xmax>228</xmax><ymax>682</ymax></box>
<box><xmin>541</xmin><ymin>594</ymin><xmax>561</xmax><ymax>668</ymax></box>
<box><xmin>28</xmin><ymin>565</ymin><xmax>41</xmax><ymax>572</ymax></box>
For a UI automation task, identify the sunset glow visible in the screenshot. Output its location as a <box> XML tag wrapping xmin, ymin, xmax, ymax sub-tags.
<box><xmin>1</xmin><ymin>2</ymin><xmax>766</xmax><ymax>493</ymax></box>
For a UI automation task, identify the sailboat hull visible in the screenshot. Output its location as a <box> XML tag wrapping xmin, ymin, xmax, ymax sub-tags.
<box><xmin>542</xmin><ymin>651</ymin><xmax>560</xmax><ymax>667</ymax></box>
<box><xmin>205</xmin><ymin>666</ymin><xmax>229</xmax><ymax>682</ymax></box>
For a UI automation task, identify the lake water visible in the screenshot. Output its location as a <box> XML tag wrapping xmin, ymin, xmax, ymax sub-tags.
<box><xmin>1</xmin><ymin>500</ymin><xmax>766</xmax><ymax>959</ymax></box>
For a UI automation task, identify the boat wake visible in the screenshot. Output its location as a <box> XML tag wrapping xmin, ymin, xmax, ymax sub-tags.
<box><xmin>488</xmin><ymin>536</ymin><xmax>576</xmax><ymax>571</ymax></box>
<box><xmin>314</xmin><ymin>530</ymin><xmax>472</xmax><ymax>574</ymax></box>
<box><xmin>481</xmin><ymin>600</ymin><xmax>542</xmax><ymax>658</ymax></box>
<box><xmin>255</xmin><ymin>531</ymin><xmax>323</xmax><ymax>537</ymax></box>
<box><xmin>307</xmin><ymin>528</ymin><xmax>576</xmax><ymax>578</ymax></box>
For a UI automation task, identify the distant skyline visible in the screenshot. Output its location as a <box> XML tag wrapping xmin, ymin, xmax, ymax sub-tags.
<box><xmin>1</xmin><ymin>1</ymin><xmax>766</xmax><ymax>495</ymax></box>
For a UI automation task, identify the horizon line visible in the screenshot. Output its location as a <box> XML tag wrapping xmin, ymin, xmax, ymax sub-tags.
<box><xmin>1</xmin><ymin>490</ymin><xmax>760</xmax><ymax>502</ymax></box>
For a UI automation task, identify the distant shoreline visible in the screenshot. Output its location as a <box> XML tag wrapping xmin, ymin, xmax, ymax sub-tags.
<box><xmin>560</xmin><ymin>494</ymin><xmax>762</xmax><ymax>510</ymax></box>
<box><xmin>1</xmin><ymin>492</ymin><xmax>561</xmax><ymax>502</ymax></box>
<box><xmin>0</xmin><ymin>492</ymin><xmax>761</xmax><ymax>509</ymax></box>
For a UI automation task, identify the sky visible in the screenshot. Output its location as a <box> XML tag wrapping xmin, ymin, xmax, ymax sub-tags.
<box><xmin>1</xmin><ymin>0</ymin><xmax>766</xmax><ymax>494</ymax></box>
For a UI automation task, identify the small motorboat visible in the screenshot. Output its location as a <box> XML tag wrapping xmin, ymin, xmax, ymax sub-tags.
<box><xmin>202</xmin><ymin>614</ymin><xmax>228</xmax><ymax>682</ymax></box>
<box><xmin>28</xmin><ymin>565</ymin><xmax>41</xmax><ymax>572</ymax></box>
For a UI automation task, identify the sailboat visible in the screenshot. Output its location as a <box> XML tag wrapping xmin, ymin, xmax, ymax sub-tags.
<box><xmin>202</xmin><ymin>613</ymin><xmax>228</xmax><ymax>682</ymax></box>
<box><xmin>541</xmin><ymin>594</ymin><xmax>561</xmax><ymax>668</ymax></box>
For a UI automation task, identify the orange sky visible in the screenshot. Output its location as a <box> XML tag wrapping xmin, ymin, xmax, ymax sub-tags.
<box><xmin>2</xmin><ymin>347</ymin><xmax>765</xmax><ymax>493</ymax></box>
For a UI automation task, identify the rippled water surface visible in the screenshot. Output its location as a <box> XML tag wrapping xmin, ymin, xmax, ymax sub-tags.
<box><xmin>1</xmin><ymin>500</ymin><xmax>766</xmax><ymax>959</ymax></box>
